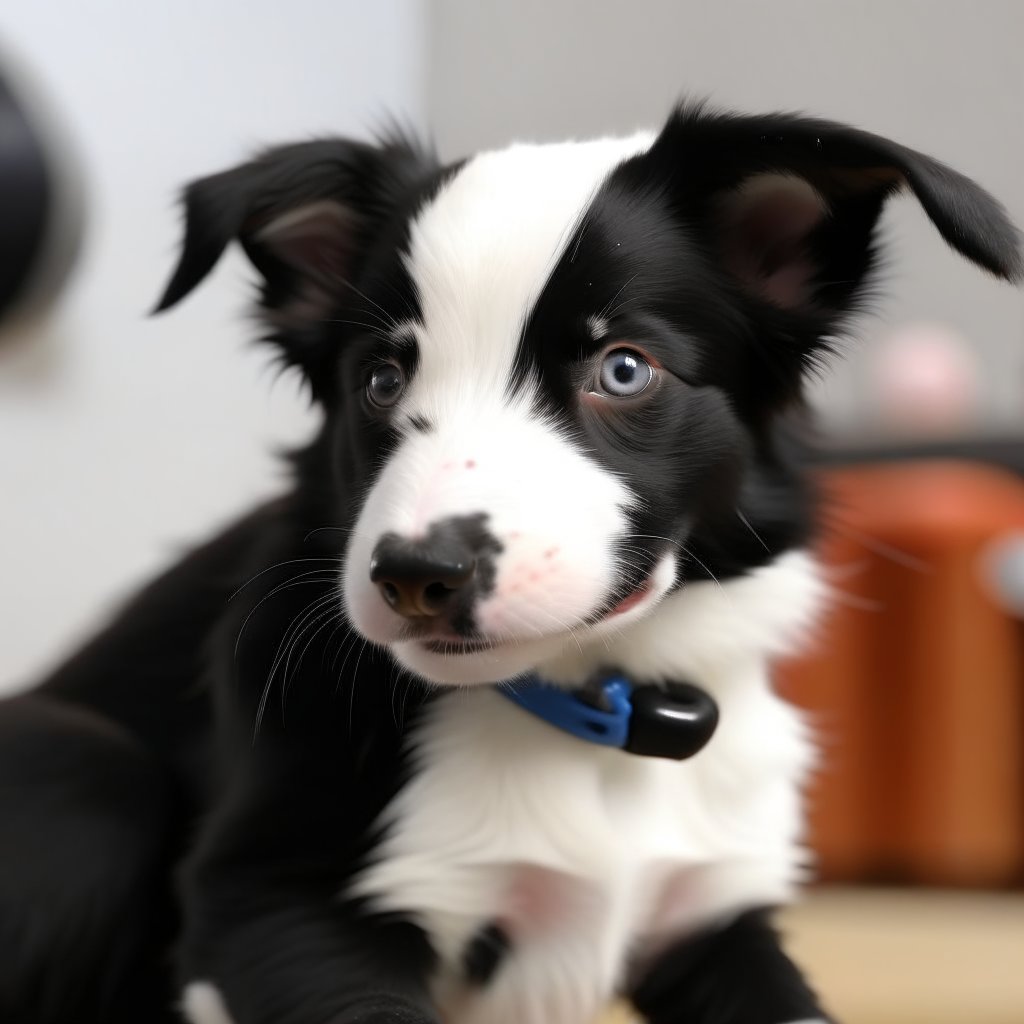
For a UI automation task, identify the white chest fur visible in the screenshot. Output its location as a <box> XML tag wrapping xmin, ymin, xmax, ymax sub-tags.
<box><xmin>351</xmin><ymin>553</ymin><xmax>825</xmax><ymax>1024</ymax></box>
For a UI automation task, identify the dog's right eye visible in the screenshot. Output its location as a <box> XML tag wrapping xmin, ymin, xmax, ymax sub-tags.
<box><xmin>595</xmin><ymin>347</ymin><xmax>655</xmax><ymax>398</ymax></box>
<box><xmin>366</xmin><ymin>361</ymin><xmax>406</xmax><ymax>409</ymax></box>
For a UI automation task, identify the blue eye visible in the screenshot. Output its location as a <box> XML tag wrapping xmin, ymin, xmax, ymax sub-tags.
<box><xmin>367</xmin><ymin>361</ymin><xmax>405</xmax><ymax>408</ymax></box>
<box><xmin>597</xmin><ymin>348</ymin><xmax>654</xmax><ymax>397</ymax></box>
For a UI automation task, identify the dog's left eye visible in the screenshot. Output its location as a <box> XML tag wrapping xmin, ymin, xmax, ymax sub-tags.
<box><xmin>366</xmin><ymin>361</ymin><xmax>406</xmax><ymax>408</ymax></box>
<box><xmin>596</xmin><ymin>348</ymin><xmax>654</xmax><ymax>398</ymax></box>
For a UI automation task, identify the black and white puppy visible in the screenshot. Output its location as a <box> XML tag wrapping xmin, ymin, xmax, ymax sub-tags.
<box><xmin>2</xmin><ymin>103</ymin><xmax>1020</xmax><ymax>1024</ymax></box>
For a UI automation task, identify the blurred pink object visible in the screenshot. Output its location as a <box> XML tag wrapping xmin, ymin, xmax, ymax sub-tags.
<box><xmin>871</xmin><ymin>323</ymin><xmax>980</xmax><ymax>434</ymax></box>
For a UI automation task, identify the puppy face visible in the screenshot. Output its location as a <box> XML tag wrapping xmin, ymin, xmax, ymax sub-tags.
<box><xmin>157</xmin><ymin>105</ymin><xmax>1021</xmax><ymax>687</ymax></box>
<box><xmin>339</xmin><ymin>136</ymin><xmax>753</xmax><ymax>684</ymax></box>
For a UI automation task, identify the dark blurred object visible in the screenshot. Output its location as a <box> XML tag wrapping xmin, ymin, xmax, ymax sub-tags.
<box><xmin>813</xmin><ymin>436</ymin><xmax>1024</xmax><ymax>479</ymax></box>
<box><xmin>0</xmin><ymin>50</ymin><xmax>84</xmax><ymax>328</ymax></box>
<box><xmin>778</xmin><ymin>460</ymin><xmax>1024</xmax><ymax>887</ymax></box>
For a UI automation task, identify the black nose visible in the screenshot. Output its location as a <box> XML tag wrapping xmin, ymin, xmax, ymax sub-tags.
<box><xmin>370</xmin><ymin>532</ymin><xmax>477</xmax><ymax>619</ymax></box>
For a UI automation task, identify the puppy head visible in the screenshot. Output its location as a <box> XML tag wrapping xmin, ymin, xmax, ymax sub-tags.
<box><xmin>158</xmin><ymin>105</ymin><xmax>1021</xmax><ymax>686</ymax></box>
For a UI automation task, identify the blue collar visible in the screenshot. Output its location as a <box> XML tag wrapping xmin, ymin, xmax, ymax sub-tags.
<box><xmin>499</xmin><ymin>674</ymin><xmax>719</xmax><ymax>761</ymax></box>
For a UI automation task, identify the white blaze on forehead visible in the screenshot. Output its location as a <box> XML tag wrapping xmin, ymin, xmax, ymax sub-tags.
<box><xmin>403</xmin><ymin>133</ymin><xmax>654</xmax><ymax>413</ymax></box>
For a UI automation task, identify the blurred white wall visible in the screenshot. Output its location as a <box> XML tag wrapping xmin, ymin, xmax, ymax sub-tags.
<box><xmin>0</xmin><ymin>2</ymin><xmax>426</xmax><ymax>691</ymax></box>
<box><xmin>427</xmin><ymin>0</ymin><xmax>1024</xmax><ymax>435</ymax></box>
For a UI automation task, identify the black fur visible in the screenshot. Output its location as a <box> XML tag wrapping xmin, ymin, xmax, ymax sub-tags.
<box><xmin>2</xmin><ymin>103</ymin><xmax>1020</xmax><ymax>1024</ymax></box>
<box><xmin>462</xmin><ymin>922</ymin><xmax>512</xmax><ymax>986</ymax></box>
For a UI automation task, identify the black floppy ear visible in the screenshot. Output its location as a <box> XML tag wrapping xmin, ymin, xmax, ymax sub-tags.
<box><xmin>652</xmin><ymin>103</ymin><xmax>1022</xmax><ymax>318</ymax></box>
<box><xmin>154</xmin><ymin>135</ymin><xmax>435</xmax><ymax>393</ymax></box>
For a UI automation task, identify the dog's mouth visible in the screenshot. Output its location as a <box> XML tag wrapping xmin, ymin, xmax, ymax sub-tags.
<box><xmin>604</xmin><ymin>577</ymin><xmax>653</xmax><ymax>617</ymax></box>
<box><xmin>410</xmin><ymin>575</ymin><xmax>657</xmax><ymax>658</ymax></box>
<box><xmin>420</xmin><ymin>637</ymin><xmax>497</xmax><ymax>656</ymax></box>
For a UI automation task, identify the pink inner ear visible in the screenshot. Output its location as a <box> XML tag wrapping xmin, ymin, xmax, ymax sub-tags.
<box><xmin>718</xmin><ymin>175</ymin><xmax>828</xmax><ymax>309</ymax></box>
<box><xmin>254</xmin><ymin>200</ymin><xmax>355</xmax><ymax>283</ymax></box>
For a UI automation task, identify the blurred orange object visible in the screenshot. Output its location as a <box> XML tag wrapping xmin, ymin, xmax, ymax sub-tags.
<box><xmin>777</xmin><ymin>461</ymin><xmax>1024</xmax><ymax>886</ymax></box>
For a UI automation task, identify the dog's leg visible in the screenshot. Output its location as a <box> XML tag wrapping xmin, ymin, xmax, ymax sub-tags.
<box><xmin>178</xmin><ymin>861</ymin><xmax>439</xmax><ymax>1024</ymax></box>
<box><xmin>177</xmin><ymin>739</ymin><xmax>439</xmax><ymax>1024</ymax></box>
<box><xmin>178</xmin><ymin>899</ymin><xmax>438</xmax><ymax>1024</ymax></box>
<box><xmin>629</xmin><ymin>908</ymin><xmax>833</xmax><ymax>1024</ymax></box>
